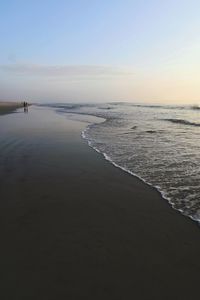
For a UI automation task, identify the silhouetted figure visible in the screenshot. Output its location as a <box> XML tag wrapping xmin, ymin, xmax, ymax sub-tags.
<box><xmin>23</xmin><ymin>101</ymin><xmax>28</xmax><ymax>113</ymax></box>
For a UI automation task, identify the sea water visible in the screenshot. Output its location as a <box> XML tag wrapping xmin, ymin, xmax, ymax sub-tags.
<box><xmin>48</xmin><ymin>102</ymin><xmax>200</xmax><ymax>222</ymax></box>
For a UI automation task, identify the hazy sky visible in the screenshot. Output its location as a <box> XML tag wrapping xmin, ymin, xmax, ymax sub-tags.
<box><xmin>1</xmin><ymin>0</ymin><xmax>200</xmax><ymax>104</ymax></box>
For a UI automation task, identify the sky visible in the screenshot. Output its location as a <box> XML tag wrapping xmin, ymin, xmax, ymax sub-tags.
<box><xmin>0</xmin><ymin>0</ymin><xmax>200</xmax><ymax>104</ymax></box>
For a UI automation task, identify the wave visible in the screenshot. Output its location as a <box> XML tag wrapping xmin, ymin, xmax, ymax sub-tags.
<box><xmin>191</xmin><ymin>105</ymin><xmax>200</xmax><ymax>110</ymax></box>
<box><xmin>108</xmin><ymin>102</ymin><xmax>187</xmax><ymax>110</ymax></box>
<box><xmin>45</xmin><ymin>102</ymin><xmax>200</xmax><ymax>224</ymax></box>
<box><xmin>145</xmin><ymin>130</ymin><xmax>157</xmax><ymax>133</ymax></box>
<box><xmin>164</xmin><ymin>118</ymin><xmax>200</xmax><ymax>127</ymax></box>
<box><xmin>81</xmin><ymin>124</ymin><xmax>200</xmax><ymax>224</ymax></box>
<box><xmin>108</xmin><ymin>102</ymin><xmax>200</xmax><ymax>111</ymax></box>
<box><xmin>49</xmin><ymin>103</ymin><xmax>200</xmax><ymax>225</ymax></box>
<box><xmin>39</xmin><ymin>103</ymin><xmax>96</xmax><ymax>110</ymax></box>
<box><xmin>39</xmin><ymin>102</ymin><xmax>200</xmax><ymax>115</ymax></box>
<box><xmin>123</xmin><ymin>129</ymin><xmax>159</xmax><ymax>135</ymax></box>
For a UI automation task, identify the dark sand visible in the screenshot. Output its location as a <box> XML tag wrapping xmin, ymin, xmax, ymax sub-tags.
<box><xmin>1</xmin><ymin>106</ymin><xmax>200</xmax><ymax>299</ymax></box>
<box><xmin>0</xmin><ymin>101</ymin><xmax>24</xmax><ymax>115</ymax></box>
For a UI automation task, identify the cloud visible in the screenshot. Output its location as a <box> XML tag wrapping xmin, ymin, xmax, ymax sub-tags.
<box><xmin>0</xmin><ymin>63</ymin><xmax>133</xmax><ymax>79</ymax></box>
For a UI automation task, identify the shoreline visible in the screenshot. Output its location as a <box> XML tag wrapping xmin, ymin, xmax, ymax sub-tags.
<box><xmin>1</xmin><ymin>106</ymin><xmax>200</xmax><ymax>299</ymax></box>
<box><xmin>0</xmin><ymin>101</ymin><xmax>24</xmax><ymax>115</ymax></box>
<box><xmin>70</xmin><ymin>109</ymin><xmax>199</xmax><ymax>226</ymax></box>
<box><xmin>83</xmin><ymin>131</ymin><xmax>199</xmax><ymax>225</ymax></box>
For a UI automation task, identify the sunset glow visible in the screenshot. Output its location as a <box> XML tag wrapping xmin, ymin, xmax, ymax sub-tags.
<box><xmin>1</xmin><ymin>0</ymin><xmax>200</xmax><ymax>104</ymax></box>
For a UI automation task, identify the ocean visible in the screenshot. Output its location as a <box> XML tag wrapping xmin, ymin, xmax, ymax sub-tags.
<box><xmin>49</xmin><ymin>102</ymin><xmax>200</xmax><ymax>223</ymax></box>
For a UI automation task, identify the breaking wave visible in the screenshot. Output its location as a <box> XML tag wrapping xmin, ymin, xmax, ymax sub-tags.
<box><xmin>46</xmin><ymin>102</ymin><xmax>200</xmax><ymax>224</ymax></box>
<box><xmin>164</xmin><ymin>119</ymin><xmax>200</xmax><ymax>127</ymax></box>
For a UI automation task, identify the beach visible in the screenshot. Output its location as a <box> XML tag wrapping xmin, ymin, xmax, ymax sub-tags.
<box><xmin>1</xmin><ymin>105</ymin><xmax>200</xmax><ymax>299</ymax></box>
<box><xmin>0</xmin><ymin>101</ymin><xmax>24</xmax><ymax>115</ymax></box>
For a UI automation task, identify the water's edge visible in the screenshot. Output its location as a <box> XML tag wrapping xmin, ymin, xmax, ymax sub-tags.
<box><xmin>79</xmin><ymin>115</ymin><xmax>199</xmax><ymax>226</ymax></box>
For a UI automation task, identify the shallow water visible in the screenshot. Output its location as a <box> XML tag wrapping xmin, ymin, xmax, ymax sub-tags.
<box><xmin>48</xmin><ymin>102</ymin><xmax>200</xmax><ymax>222</ymax></box>
<box><xmin>0</xmin><ymin>106</ymin><xmax>94</xmax><ymax>193</ymax></box>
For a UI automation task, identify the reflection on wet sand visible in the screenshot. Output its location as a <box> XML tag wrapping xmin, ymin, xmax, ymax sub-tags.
<box><xmin>1</xmin><ymin>106</ymin><xmax>200</xmax><ymax>300</ymax></box>
<box><xmin>24</xmin><ymin>106</ymin><xmax>28</xmax><ymax>113</ymax></box>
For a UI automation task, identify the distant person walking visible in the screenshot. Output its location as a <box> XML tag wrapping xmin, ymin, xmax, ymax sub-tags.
<box><xmin>23</xmin><ymin>101</ymin><xmax>28</xmax><ymax>113</ymax></box>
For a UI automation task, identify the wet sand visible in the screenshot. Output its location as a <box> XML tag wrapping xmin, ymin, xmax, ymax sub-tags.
<box><xmin>0</xmin><ymin>101</ymin><xmax>24</xmax><ymax>115</ymax></box>
<box><xmin>0</xmin><ymin>106</ymin><xmax>200</xmax><ymax>299</ymax></box>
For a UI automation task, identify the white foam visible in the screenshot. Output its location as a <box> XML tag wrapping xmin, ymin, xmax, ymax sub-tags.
<box><xmin>66</xmin><ymin>106</ymin><xmax>200</xmax><ymax>226</ymax></box>
<box><xmin>81</xmin><ymin>126</ymin><xmax>200</xmax><ymax>225</ymax></box>
<box><xmin>47</xmin><ymin>106</ymin><xmax>200</xmax><ymax>222</ymax></box>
